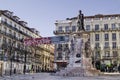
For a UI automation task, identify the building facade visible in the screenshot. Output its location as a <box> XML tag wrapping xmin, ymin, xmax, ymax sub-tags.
<box><xmin>54</xmin><ymin>13</ymin><xmax>120</xmax><ymax>70</ymax></box>
<box><xmin>0</xmin><ymin>10</ymin><xmax>54</xmax><ymax>75</ymax></box>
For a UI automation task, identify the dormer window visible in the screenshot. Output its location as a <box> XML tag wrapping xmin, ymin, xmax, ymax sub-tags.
<box><xmin>58</xmin><ymin>26</ymin><xmax>62</xmax><ymax>32</ymax></box>
<box><xmin>5</xmin><ymin>18</ymin><xmax>7</xmax><ymax>22</ymax></box>
<box><xmin>65</xmin><ymin>26</ymin><xmax>69</xmax><ymax>32</ymax></box>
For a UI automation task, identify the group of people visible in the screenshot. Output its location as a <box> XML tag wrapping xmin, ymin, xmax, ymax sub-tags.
<box><xmin>96</xmin><ymin>63</ymin><xmax>120</xmax><ymax>73</ymax></box>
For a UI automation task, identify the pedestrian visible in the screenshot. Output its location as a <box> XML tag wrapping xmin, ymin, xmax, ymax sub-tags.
<box><xmin>14</xmin><ymin>68</ymin><xmax>16</xmax><ymax>74</ymax></box>
<box><xmin>118</xmin><ymin>64</ymin><xmax>120</xmax><ymax>73</ymax></box>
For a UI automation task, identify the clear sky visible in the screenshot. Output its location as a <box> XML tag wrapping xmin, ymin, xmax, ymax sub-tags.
<box><xmin>0</xmin><ymin>0</ymin><xmax>120</xmax><ymax>37</ymax></box>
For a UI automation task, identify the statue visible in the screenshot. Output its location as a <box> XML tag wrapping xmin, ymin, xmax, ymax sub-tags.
<box><xmin>85</xmin><ymin>40</ymin><xmax>91</xmax><ymax>58</ymax></box>
<box><xmin>77</xmin><ymin>10</ymin><xmax>85</xmax><ymax>31</ymax></box>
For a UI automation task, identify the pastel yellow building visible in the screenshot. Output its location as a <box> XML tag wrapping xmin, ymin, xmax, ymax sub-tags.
<box><xmin>0</xmin><ymin>10</ymin><xmax>54</xmax><ymax>76</ymax></box>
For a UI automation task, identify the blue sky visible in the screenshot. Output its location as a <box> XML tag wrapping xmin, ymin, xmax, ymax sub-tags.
<box><xmin>0</xmin><ymin>0</ymin><xmax>120</xmax><ymax>37</ymax></box>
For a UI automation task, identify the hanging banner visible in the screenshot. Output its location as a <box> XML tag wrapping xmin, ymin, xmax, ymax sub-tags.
<box><xmin>24</xmin><ymin>36</ymin><xmax>69</xmax><ymax>46</ymax></box>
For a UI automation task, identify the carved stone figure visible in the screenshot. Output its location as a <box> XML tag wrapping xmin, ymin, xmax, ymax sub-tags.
<box><xmin>85</xmin><ymin>40</ymin><xmax>91</xmax><ymax>58</ymax></box>
<box><xmin>77</xmin><ymin>10</ymin><xmax>85</xmax><ymax>31</ymax></box>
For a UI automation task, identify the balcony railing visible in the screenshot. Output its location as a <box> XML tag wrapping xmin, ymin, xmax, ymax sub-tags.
<box><xmin>1</xmin><ymin>21</ymin><xmax>32</xmax><ymax>38</ymax></box>
<box><xmin>90</xmin><ymin>28</ymin><xmax>120</xmax><ymax>32</ymax></box>
<box><xmin>0</xmin><ymin>30</ymin><xmax>24</xmax><ymax>42</ymax></box>
<box><xmin>102</xmin><ymin>56</ymin><xmax>118</xmax><ymax>59</ymax></box>
<box><xmin>104</xmin><ymin>47</ymin><xmax>110</xmax><ymax>50</ymax></box>
<box><xmin>53</xmin><ymin>30</ymin><xmax>74</xmax><ymax>34</ymax></box>
<box><xmin>65</xmin><ymin>56</ymin><xmax>69</xmax><ymax>60</ymax></box>
<box><xmin>56</xmin><ymin>57</ymin><xmax>62</xmax><ymax>60</ymax></box>
<box><xmin>94</xmin><ymin>47</ymin><xmax>101</xmax><ymax>50</ymax></box>
<box><xmin>53</xmin><ymin>30</ymin><xmax>64</xmax><ymax>34</ymax></box>
<box><xmin>112</xmin><ymin>47</ymin><xmax>119</xmax><ymax>50</ymax></box>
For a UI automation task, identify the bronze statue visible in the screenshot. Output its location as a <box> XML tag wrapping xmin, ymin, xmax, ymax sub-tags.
<box><xmin>77</xmin><ymin>10</ymin><xmax>85</xmax><ymax>31</ymax></box>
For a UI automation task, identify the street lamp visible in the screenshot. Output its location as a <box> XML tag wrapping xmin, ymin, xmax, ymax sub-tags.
<box><xmin>10</xmin><ymin>41</ymin><xmax>15</xmax><ymax>76</ymax></box>
<box><xmin>0</xmin><ymin>49</ymin><xmax>4</xmax><ymax>76</ymax></box>
<box><xmin>23</xmin><ymin>50</ymin><xmax>27</xmax><ymax>74</ymax></box>
<box><xmin>0</xmin><ymin>49</ymin><xmax>4</xmax><ymax>60</ymax></box>
<box><xmin>91</xmin><ymin>45</ymin><xmax>95</xmax><ymax>68</ymax></box>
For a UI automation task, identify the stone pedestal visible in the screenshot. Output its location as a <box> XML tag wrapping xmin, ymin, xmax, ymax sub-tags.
<box><xmin>55</xmin><ymin>57</ymin><xmax>100</xmax><ymax>77</ymax></box>
<box><xmin>55</xmin><ymin>32</ymin><xmax>100</xmax><ymax>77</ymax></box>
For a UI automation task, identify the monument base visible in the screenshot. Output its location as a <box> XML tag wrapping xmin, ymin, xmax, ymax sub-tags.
<box><xmin>55</xmin><ymin>58</ymin><xmax>100</xmax><ymax>77</ymax></box>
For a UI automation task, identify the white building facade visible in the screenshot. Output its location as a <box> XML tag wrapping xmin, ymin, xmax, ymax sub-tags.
<box><xmin>54</xmin><ymin>13</ymin><xmax>120</xmax><ymax>70</ymax></box>
<box><xmin>0</xmin><ymin>10</ymin><xmax>41</xmax><ymax>75</ymax></box>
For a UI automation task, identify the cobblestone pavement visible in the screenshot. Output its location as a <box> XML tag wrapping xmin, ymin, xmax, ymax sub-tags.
<box><xmin>0</xmin><ymin>73</ymin><xmax>120</xmax><ymax>80</ymax></box>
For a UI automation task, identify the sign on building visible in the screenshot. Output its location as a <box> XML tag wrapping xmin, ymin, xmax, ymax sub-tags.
<box><xmin>51</xmin><ymin>36</ymin><xmax>69</xmax><ymax>44</ymax></box>
<box><xmin>24</xmin><ymin>36</ymin><xmax>69</xmax><ymax>46</ymax></box>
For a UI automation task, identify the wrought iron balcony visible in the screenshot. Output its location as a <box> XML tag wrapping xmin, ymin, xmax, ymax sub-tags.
<box><xmin>53</xmin><ymin>30</ymin><xmax>73</xmax><ymax>34</ymax></box>
<box><xmin>104</xmin><ymin>47</ymin><xmax>110</xmax><ymax>50</ymax></box>
<box><xmin>1</xmin><ymin>21</ymin><xmax>32</xmax><ymax>38</ymax></box>
<box><xmin>56</xmin><ymin>57</ymin><xmax>62</xmax><ymax>60</ymax></box>
<box><xmin>65</xmin><ymin>56</ymin><xmax>69</xmax><ymax>60</ymax></box>
<box><xmin>112</xmin><ymin>47</ymin><xmax>119</xmax><ymax>50</ymax></box>
<box><xmin>94</xmin><ymin>47</ymin><xmax>101</xmax><ymax>50</ymax></box>
<box><xmin>102</xmin><ymin>56</ymin><xmax>118</xmax><ymax>59</ymax></box>
<box><xmin>53</xmin><ymin>30</ymin><xmax>64</xmax><ymax>34</ymax></box>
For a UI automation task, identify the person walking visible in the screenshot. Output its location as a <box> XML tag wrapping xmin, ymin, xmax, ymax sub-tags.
<box><xmin>118</xmin><ymin>64</ymin><xmax>120</xmax><ymax>73</ymax></box>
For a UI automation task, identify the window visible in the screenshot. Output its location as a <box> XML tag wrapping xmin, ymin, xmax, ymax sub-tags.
<box><xmin>26</xmin><ymin>31</ymin><xmax>28</xmax><ymax>34</ymax></box>
<box><xmin>59</xmin><ymin>36</ymin><xmax>65</xmax><ymax>41</ymax></box>
<box><xmin>22</xmin><ymin>29</ymin><xmax>24</xmax><ymax>32</ymax></box>
<box><xmin>10</xmin><ymin>21</ymin><xmax>12</xmax><ymax>26</ymax></box>
<box><xmin>4</xmin><ymin>27</ymin><xmax>7</xmax><ymax>32</ymax></box>
<box><xmin>65</xmin><ymin>26</ymin><xmax>69</xmax><ymax>32</ymax></box>
<box><xmin>14</xmin><ymin>32</ymin><xmax>16</xmax><ymax>37</ymax></box>
<box><xmin>95</xmin><ymin>24</ymin><xmax>99</xmax><ymax>31</ymax></box>
<box><xmin>95</xmin><ymin>51</ymin><xmax>100</xmax><ymax>58</ymax></box>
<box><xmin>112</xmin><ymin>33</ymin><xmax>116</xmax><ymax>41</ymax></box>
<box><xmin>72</xmin><ymin>26</ymin><xmax>76</xmax><ymax>32</ymax></box>
<box><xmin>86</xmin><ymin>25</ymin><xmax>90</xmax><ymax>31</ymax></box>
<box><xmin>58</xmin><ymin>44</ymin><xmax>62</xmax><ymax>49</ymax></box>
<box><xmin>111</xmin><ymin>23</ymin><xmax>116</xmax><ymax>30</ymax></box>
<box><xmin>104</xmin><ymin>42</ymin><xmax>109</xmax><ymax>48</ymax></box>
<box><xmin>65</xmin><ymin>44</ymin><xmax>68</xmax><ymax>48</ymax></box>
<box><xmin>104</xmin><ymin>24</ymin><xmax>108</xmax><ymax>30</ymax></box>
<box><xmin>85</xmin><ymin>18</ymin><xmax>91</xmax><ymax>21</ymax></box>
<box><xmin>58</xmin><ymin>26</ymin><xmax>62</xmax><ymax>32</ymax></box>
<box><xmin>95</xmin><ymin>34</ymin><xmax>99</xmax><ymax>41</ymax></box>
<box><xmin>14</xmin><ymin>24</ymin><xmax>16</xmax><ymax>28</ymax></box>
<box><xmin>3</xmin><ymin>37</ymin><xmax>7</xmax><ymax>43</ymax></box>
<box><xmin>95</xmin><ymin>43</ymin><xmax>99</xmax><ymax>48</ymax></box>
<box><xmin>19</xmin><ymin>26</ymin><xmax>21</xmax><ymax>30</ymax></box>
<box><xmin>104</xmin><ymin>33</ymin><xmax>109</xmax><ymax>41</ymax></box>
<box><xmin>105</xmin><ymin>51</ymin><xmax>110</xmax><ymax>57</ymax></box>
<box><xmin>8</xmin><ymin>39</ymin><xmax>11</xmax><ymax>44</ymax></box>
<box><xmin>112</xmin><ymin>42</ymin><xmax>116</xmax><ymax>48</ymax></box>
<box><xmin>4</xmin><ymin>18</ymin><xmax>7</xmax><ymax>22</ymax></box>
<box><xmin>111</xmin><ymin>17</ymin><xmax>116</xmax><ymax>19</ymax></box>
<box><xmin>103</xmin><ymin>17</ymin><xmax>109</xmax><ymax>20</ymax></box>
<box><xmin>113</xmin><ymin>51</ymin><xmax>118</xmax><ymax>57</ymax></box>
<box><xmin>18</xmin><ymin>34</ymin><xmax>21</xmax><ymax>39</ymax></box>
<box><xmin>94</xmin><ymin>18</ymin><xmax>100</xmax><ymax>20</ymax></box>
<box><xmin>57</xmin><ymin>52</ymin><xmax>62</xmax><ymax>59</ymax></box>
<box><xmin>118</xmin><ymin>23</ymin><xmax>120</xmax><ymax>29</ymax></box>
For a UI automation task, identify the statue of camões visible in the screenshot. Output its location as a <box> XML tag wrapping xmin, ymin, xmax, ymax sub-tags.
<box><xmin>77</xmin><ymin>10</ymin><xmax>85</xmax><ymax>31</ymax></box>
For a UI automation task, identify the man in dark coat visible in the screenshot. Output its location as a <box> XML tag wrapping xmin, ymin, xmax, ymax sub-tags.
<box><xmin>118</xmin><ymin>64</ymin><xmax>120</xmax><ymax>73</ymax></box>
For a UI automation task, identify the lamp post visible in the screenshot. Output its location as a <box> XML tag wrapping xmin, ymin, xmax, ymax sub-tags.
<box><xmin>0</xmin><ymin>49</ymin><xmax>4</xmax><ymax>60</ymax></box>
<box><xmin>91</xmin><ymin>46</ymin><xmax>95</xmax><ymax>68</ymax></box>
<box><xmin>23</xmin><ymin>50</ymin><xmax>27</xmax><ymax>74</ymax></box>
<box><xmin>10</xmin><ymin>41</ymin><xmax>15</xmax><ymax>76</ymax></box>
<box><xmin>0</xmin><ymin>49</ymin><xmax>4</xmax><ymax>76</ymax></box>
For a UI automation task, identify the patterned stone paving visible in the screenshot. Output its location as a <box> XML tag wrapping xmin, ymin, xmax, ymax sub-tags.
<box><xmin>0</xmin><ymin>73</ymin><xmax>120</xmax><ymax>80</ymax></box>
